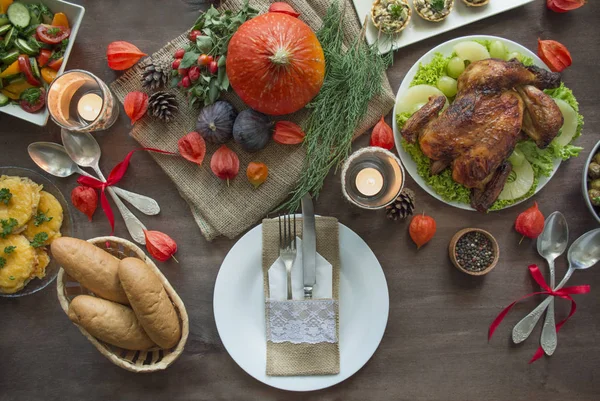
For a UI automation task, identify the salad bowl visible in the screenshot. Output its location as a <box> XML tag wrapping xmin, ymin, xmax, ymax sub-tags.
<box><xmin>0</xmin><ymin>0</ymin><xmax>85</xmax><ymax>126</ymax></box>
<box><xmin>392</xmin><ymin>35</ymin><xmax>582</xmax><ymax>212</ymax></box>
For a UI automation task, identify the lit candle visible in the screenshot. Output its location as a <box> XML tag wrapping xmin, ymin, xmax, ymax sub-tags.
<box><xmin>355</xmin><ymin>167</ymin><xmax>384</xmax><ymax>197</ymax></box>
<box><xmin>77</xmin><ymin>93</ymin><xmax>103</xmax><ymax>122</ymax></box>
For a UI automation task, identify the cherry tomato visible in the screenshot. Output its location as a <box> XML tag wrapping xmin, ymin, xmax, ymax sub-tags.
<box><xmin>208</xmin><ymin>61</ymin><xmax>218</xmax><ymax>74</ymax></box>
<box><xmin>189</xmin><ymin>30</ymin><xmax>202</xmax><ymax>42</ymax></box>
<box><xmin>178</xmin><ymin>68</ymin><xmax>189</xmax><ymax>77</ymax></box>
<box><xmin>198</xmin><ymin>54</ymin><xmax>210</xmax><ymax>66</ymax></box>
<box><xmin>18</xmin><ymin>55</ymin><xmax>41</xmax><ymax>86</ymax></box>
<box><xmin>174</xmin><ymin>48</ymin><xmax>185</xmax><ymax>59</ymax></box>
<box><xmin>20</xmin><ymin>88</ymin><xmax>46</xmax><ymax>113</ymax></box>
<box><xmin>36</xmin><ymin>24</ymin><xmax>71</xmax><ymax>44</ymax></box>
<box><xmin>37</xmin><ymin>49</ymin><xmax>52</xmax><ymax>67</ymax></box>
<box><xmin>182</xmin><ymin>76</ymin><xmax>191</xmax><ymax>88</ymax></box>
<box><xmin>172</xmin><ymin>59</ymin><xmax>181</xmax><ymax>70</ymax></box>
<box><xmin>47</xmin><ymin>57</ymin><xmax>63</xmax><ymax>71</ymax></box>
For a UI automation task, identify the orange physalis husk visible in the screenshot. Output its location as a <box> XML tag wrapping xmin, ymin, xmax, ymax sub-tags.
<box><xmin>370</xmin><ymin>116</ymin><xmax>394</xmax><ymax>150</ymax></box>
<box><xmin>515</xmin><ymin>202</ymin><xmax>545</xmax><ymax>243</ymax></box>
<box><xmin>547</xmin><ymin>0</ymin><xmax>585</xmax><ymax>13</ymax></box>
<box><xmin>124</xmin><ymin>91</ymin><xmax>148</xmax><ymax>125</ymax></box>
<box><xmin>268</xmin><ymin>2</ymin><xmax>300</xmax><ymax>17</ymax></box>
<box><xmin>409</xmin><ymin>212</ymin><xmax>436</xmax><ymax>249</ymax></box>
<box><xmin>71</xmin><ymin>186</ymin><xmax>98</xmax><ymax>221</ymax></box>
<box><xmin>246</xmin><ymin>162</ymin><xmax>269</xmax><ymax>189</ymax></box>
<box><xmin>210</xmin><ymin>145</ymin><xmax>240</xmax><ymax>186</ymax></box>
<box><xmin>538</xmin><ymin>39</ymin><xmax>572</xmax><ymax>72</ymax></box>
<box><xmin>273</xmin><ymin>121</ymin><xmax>305</xmax><ymax>145</ymax></box>
<box><xmin>107</xmin><ymin>41</ymin><xmax>147</xmax><ymax>71</ymax></box>
<box><xmin>178</xmin><ymin>131</ymin><xmax>207</xmax><ymax>166</ymax></box>
<box><xmin>144</xmin><ymin>230</ymin><xmax>178</xmax><ymax>262</ymax></box>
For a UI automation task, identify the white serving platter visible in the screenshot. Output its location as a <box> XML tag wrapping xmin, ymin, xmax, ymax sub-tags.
<box><xmin>351</xmin><ymin>0</ymin><xmax>536</xmax><ymax>53</ymax></box>
<box><xmin>0</xmin><ymin>0</ymin><xmax>85</xmax><ymax>126</ymax></box>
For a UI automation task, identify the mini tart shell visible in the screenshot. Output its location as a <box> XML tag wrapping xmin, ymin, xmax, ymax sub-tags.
<box><xmin>413</xmin><ymin>0</ymin><xmax>454</xmax><ymax>22</ymax></box>
<box><xmin>371</xmin><ymin>0</ymin><xmax>412</xmax><ymax>34</ymax></box>
<box><xmin>462</xmin><ymin>0</ymin><xmax>489</xmax><ymax>6</ymax></box>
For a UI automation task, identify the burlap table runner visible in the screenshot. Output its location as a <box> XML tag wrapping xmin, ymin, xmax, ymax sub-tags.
<box><xmin>110</xmin><ymin>0</ymin><xmax>394</xmax><ymax>240</ymax></box>
<box><xmin>262</xmin><ymin>216</ymin><xmax>340</xmax><ymax>375</ymax></box>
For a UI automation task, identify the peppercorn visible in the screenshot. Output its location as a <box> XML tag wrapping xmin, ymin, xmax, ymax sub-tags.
<box><xmin>455</xmin><ymin>231</ymin><xmax>495</xmax><ymax>272</ymax></box>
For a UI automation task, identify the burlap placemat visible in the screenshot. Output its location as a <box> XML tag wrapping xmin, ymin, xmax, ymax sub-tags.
<box><xmin>110</xmin><ymin>0</ymin><xmax>394</xmax><ymax>240</ymax></box>
<box><xmin>262</xmin><ymin>216</ymin><xmax>340</xmax><ymax>376</ymax></box>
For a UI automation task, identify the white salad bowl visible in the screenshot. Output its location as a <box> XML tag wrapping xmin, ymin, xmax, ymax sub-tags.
<box><xmin>392</xmin><ymin>35</ymin><xmax>562</xmax><ymax>212</ymax></box>
<box><xmin>0</xmin><ymin>0</ymin><xmax>85</xmax><ymax>126</ymax></box>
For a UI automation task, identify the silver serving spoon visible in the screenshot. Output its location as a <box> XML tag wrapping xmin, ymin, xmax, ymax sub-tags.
<box><xmin>538</xmin><ymin>212</ymin><xmax>568</xmax><ymax>355</ymax></box>
<box><xmin>513</xmin><ymin>228</ymin><xmax>600</xmax><ymax>345</ymax></box>
<box><xmin>60</xmin><ymin>130</ymin><xmax>160</xmax><ymax>216</ymax></box>
<box><xmin>28</xmin><ymin>142</ymin><xmax>146</xmax><ymax>245</ymax></box>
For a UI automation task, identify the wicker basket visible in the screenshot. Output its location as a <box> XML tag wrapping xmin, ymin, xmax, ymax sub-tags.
<box><xmin>56</xmin><ymin>236</ymin><xmax>189</xmax><ymax>373</ymax></box>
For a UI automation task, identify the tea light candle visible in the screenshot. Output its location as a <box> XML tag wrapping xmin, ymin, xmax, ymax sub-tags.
<box><xmin>355</xmin><ymin>167</ymin><xmax>384</xmax><ymax>196</ymax></box>
<box><xmin>77</xmin><ymin>93</ymin><xmax>103</xmax><ymax>122</ymax></box>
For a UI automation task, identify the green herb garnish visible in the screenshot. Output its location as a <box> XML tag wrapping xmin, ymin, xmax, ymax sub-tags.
<box><xmin>46</xmin><ymin>27</ymin><xmax>61</xmax><ymax>36</ymax></box>
<box><xmin>430</xmin><ymin>0</ymin><xmax>445</xmax><ymax>12</ymax></box>
<box><xmin>20</xmin><ymin>88</ymin><xmax>42</xmax><ymax>105</ymax></box>
<box><xmin>33</xmin><ymin>210</ymin><xmax>53</xmax><ymax>227</ymax></box>
<box><xmin>1</xmin><ymin>218</ymin><xmax>18</xmax><ymax>238</ymax></box>
<box><xmin>9</xmin><ymin>276</ymin><xmax>15</xmax><ymax>280</ymax></box>
<box><xmin>0</xmin><ymin>188</ymin><xmax>12</xmax><ymax>205</ymax></box>
<box><xmin>50</xmin><ymin>39</ymin><xmax>69</xmax><ymax>61</ymax></box>
<box><xmin>0</xmin><ymin>257</ymin><xmax>5</xmax><ymax>269</ymax></box>
<box><xmin>594</xmin><ymin>197</ymin><xmax>600</xmax><ymax>204</ymax></box>
<box><xmin>389</xmin><ymin>3</ymin><xmax>405</xmax><ymax>19</ymax></box>
<box><xmin>4</xmin><ymin>246</ymin><xmax>16</xmax><ymax>254</ymax></box>
<box><xmin>30</xmin><ymin>232</ymin><xmax>49</xmax><ymax>248</ymax></box>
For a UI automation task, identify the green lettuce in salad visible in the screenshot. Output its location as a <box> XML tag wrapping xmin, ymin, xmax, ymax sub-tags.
<box><xmin>397</xmin><ymin>42</ymin><xmax>584</xmax><ymax>210</ymax></box>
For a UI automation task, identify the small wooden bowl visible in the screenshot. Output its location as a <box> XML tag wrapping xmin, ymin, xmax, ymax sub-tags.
<box><xmin>57</xmin><ymin>236</ymin><xmax>189</xmax><ymax>373</ymax></box>
<box><xmin>449</xmin><ymin>228</ymin><xmax>499</xmax><ymax>276</ymax></box>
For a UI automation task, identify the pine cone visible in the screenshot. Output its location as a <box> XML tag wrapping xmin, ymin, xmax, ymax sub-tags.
<box><xmin>141</xmin><ymin>58</ymin><xmax>170</xmax><ymax>90</ymax></box>
<box><xmin>147</xmin><ymin>91</ymin><xmax>179</xmax><ymax>123</ymax></box>
<box><xmin>386</xmin><ymin>188</ymin><xmax>416</xmax><ymax>221</ymax></box>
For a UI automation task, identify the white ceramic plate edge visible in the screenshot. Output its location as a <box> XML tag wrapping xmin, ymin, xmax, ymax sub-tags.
<box><xmin>392</xmin><ymin>35</ymin><xmax>561</xmax><ymax>212</ymax></box>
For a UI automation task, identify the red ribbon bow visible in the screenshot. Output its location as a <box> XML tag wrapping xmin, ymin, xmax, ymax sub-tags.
<box><xmin>488</xmin><ymin>264</ymin><xmax>590</xmax><ymax>363</ymax></box>
<box><xmin>77</xmin><ymin>147</ymin><xmax>174</xmax><ymax>234</ymax></box>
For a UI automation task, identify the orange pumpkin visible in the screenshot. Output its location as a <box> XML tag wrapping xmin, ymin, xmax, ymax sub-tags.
<box><xmin>226</xmin><ymin>11</ymin><xmax>325</xmax><ymax>116</ymax></box>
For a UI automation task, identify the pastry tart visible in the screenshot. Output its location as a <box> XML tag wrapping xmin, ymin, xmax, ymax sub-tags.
<box><xmin>413</xmin><ymin>0</ymin><xmax>454</xmax><ymax>22</ymax></box>
<box><xmin>462</xmin><ymin>0</ymin><xmax>489</xmax><ymax>6</ymax></box>
<box><xmin>371</xmin><ymin>0</ymin><xmax>412</xmax><ymax>34</ymax></box>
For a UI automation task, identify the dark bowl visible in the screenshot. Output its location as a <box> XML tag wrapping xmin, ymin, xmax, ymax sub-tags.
<box><xmin>582</xmin><ymin>140</ymin><xmax>600</xmax><ymax>224</ymax></box>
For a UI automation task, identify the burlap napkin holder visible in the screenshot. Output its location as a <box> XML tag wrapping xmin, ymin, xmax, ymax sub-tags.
<box><xmin>262</xmin><ymin>217</ymin><xmax>340</xmax><ymax>376</ymax></box>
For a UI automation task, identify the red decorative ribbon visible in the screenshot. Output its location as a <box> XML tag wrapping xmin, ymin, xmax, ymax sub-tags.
<box><xmin>77</xmin><ymin>147</ymin><xmax>175</xmax><ymax>234</ymax></box>
<box><xmin>488</xmin><ymin>264</ymin><xmax>590</xmax><ymax>363</ymax></box>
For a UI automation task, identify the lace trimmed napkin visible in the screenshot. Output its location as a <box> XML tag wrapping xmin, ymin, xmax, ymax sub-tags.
<box><xmin>262</xmin><ymin>217</ymin><xmax>340</xmax><ymax>376</ymax></box>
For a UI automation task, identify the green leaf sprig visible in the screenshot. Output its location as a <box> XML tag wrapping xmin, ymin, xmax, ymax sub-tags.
<box><xmin>30</xmin><ymin>232</ymin><xmax>49</xmax><ymax>248</ymax></box>
<box><xmin>1</xmin><ymin>218</ymin><xmax>18</xmax><ymax>238</ymax></box>
<box><xmin>0</xmin><ymin>258</ymin><xmax>5</xmax><ymax>269</ymax></box>
<box><xmin>0</xmin><ymin>188</ymin><xmax>11</xmax><ymax>205</ymax></box>
<box><xmin>33</xmin><ymin>210</ymin><xmax>53</xmax><ymax>227</ymax></box>
<box><xmin>4</xmin><ymin>246</ymin><xmax>16</xmax><ymax>254</ymax></box>
<box><xmin>430</xmin><ymin>0</ymin><xmax>446</xmax><ymax>12</ymax></box>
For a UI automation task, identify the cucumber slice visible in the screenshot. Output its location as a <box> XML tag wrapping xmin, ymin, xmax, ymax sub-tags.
<box><xmin>15</xmin><ymin>38</ymin><xmax>37</xmax><ymax>56</ymax></box>
<box><xmin>498</xmin><ymin>158</ymin><xmax>534</xmax><ymax>201</ymax></box>
<box><xmin>29</xmin><ymin>57</ymin><xmax>40</xmax><ymax>79</ymax></box>
<box><xmin>395</xmin><ymin>84</ymin><xmax>449</xmax><ymax>114</ymax></box>
<box><xmin>0</xmin><ymin>92</ymin><xmax>9</xmax><ymax>107</ymax></box>
<box><xmin>553</xmin><ymin>98</ymin><xmax>578</xmax><ymax>147</ymax></box>
<box><xmin>0</xmin><ymin>14</ymin><xmax>9</xmax><ymax>26</ymax></box>
<box><xmin>1</xmin><ymin>50</ymin><xmax>19</xmax><ymax>65</ymax></box>
<box><xmin>3</xmin><ymin>26</ymin><xmax>15</xmax><ymax>48</ymax></box>
<box><xmin>0</xmin><ymin>23</ymin><xmax>11</xmax><ymax>35</ymax></box>
<box><xmin>7</xmin><ymin>2</ymin><xmax>31</xmax><ymax>29</ymax></box>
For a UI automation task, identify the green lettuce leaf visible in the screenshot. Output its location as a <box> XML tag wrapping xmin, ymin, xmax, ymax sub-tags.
<box><xmin>410</xmin><ymin>53</ymin><xmax>450</xmax><ymax>87</ymax></box>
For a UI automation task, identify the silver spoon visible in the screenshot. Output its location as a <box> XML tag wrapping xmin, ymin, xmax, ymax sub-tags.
<box><xmin>513</xmin><ymin>228</ymin><xmax>600</xmax><ymax>346</ymax></box>
<box><xmin>61</xmin><ymin>130</ymin><xmax>160</xmax><ymax>216</ymax></box>
<box><xmin>28</xmin><ymin>142</ymin><xmax>147</xmax><ymax>245</ymax></box>
<box><xmin>537</xmin><ymin>212</ymin><xmax>568</xmax><ymax>355</ymax></box>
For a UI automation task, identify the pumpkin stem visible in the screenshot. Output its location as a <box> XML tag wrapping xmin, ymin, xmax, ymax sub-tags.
<box><xmin>270</xmin><ymin>48</ymin><xmax>291</xmax><ymax>66</ymax></box>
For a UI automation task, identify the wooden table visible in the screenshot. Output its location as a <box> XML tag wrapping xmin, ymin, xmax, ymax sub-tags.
<box><xmin>2</xmin><ymin>1</ymin><xmax>600</xmax><ymax>400</ymax></box>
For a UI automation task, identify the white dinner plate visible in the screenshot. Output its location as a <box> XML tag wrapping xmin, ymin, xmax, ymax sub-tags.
<box><xmin>213</xmin><ymin>220</ymin><xmax>389</xmax><ymax>392</ymax></box>
<box><xmin>392</xmin><ymin>35</ymin><xmax>561</xmax><ymax>211</ymax></box>
<box><xmin>352</xmin><ymin>0</ymin><xmax>535</xmax><ymax>54</ymax></box>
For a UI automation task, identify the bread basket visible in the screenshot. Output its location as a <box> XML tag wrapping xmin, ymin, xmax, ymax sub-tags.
<box><xmin>56</xmin><ymin>236</ymin><xmax>189</xmax><ymax>373</ymax></box>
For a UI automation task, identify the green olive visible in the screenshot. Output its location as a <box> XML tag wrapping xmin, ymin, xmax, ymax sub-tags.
<box><xmin>592</xmin><ymin>179</ymin><xmax>600</xmax><ymax>190</ymax></box>
<box><xmin>589</xmin><ymin>189</ymin><xmax>600</xmax><ymax>206</ymax></box>
<box><xmin>594</xmin><ymin>153</ymin><xmax>600</xmax><ymax>165</ymax></box>
<box><xmin>589</xmin><ymin>163</ymin><xmax>600</xmax><ymax>179</ymax></box>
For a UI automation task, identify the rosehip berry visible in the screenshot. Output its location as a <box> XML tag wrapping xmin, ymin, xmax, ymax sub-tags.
<box><xmin>208</xmin><ymin>61</ymin><xmax>218</xmax><ymax>74</ymax></box>
<box><xmin>178</xmin><ymin>68</ymin><xmax>189</xmax><ymax>76</ymax></box>
<box><xmin>189</xmin><ymin>66</ymin><xmax>200</xmax><ymax>82</ymax></box>
<box><xmin>172</xmin><ymin>59</ymin><xmax>181</xmax><ymax>70</ymax></box>
<box><xmin>174</xmin><ymin>48</ymin><xmax>185</xmax><ymax>59</ymax></box>
<box><xmin>182</xmin><ymin>76</ymin><xmax>191</xmax><ymax>88</ymax></box>
<box><xmin>189</xmin><ymin>30</ymin><xmax>202</xmax><ymax>42</ymax></box>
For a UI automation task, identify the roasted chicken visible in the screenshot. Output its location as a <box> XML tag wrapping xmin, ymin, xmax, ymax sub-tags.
<box><xmin>401</xmin><ymin>58</ymin><xmax>563</xmax><ymax>211</ymax></box>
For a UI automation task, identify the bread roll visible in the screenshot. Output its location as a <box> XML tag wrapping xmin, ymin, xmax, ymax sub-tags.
<box><xmin>68</xmin><ymin>295</ymin><xmax>156</xmax><ymax>350</ymax></box>
<box><xmin>118</xmin><ymin>258</ymin><xmax>181</xmax><ymax>349</ymax></box>
<box><xmin>51</xmin><ymin>237</ymin><xmax>129</xmax><ymax>304</ymax></box>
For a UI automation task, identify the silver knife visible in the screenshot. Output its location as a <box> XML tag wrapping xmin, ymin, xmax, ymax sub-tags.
<box><xmin>301</xmin><ymin>194</ymin><xmax>317</xmax><ymax>300</ymax></box>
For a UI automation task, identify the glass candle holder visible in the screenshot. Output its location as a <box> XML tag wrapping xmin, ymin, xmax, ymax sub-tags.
<box><xmin>47</xmin><ymin>70</ymin><xmax>119</xmax><ymax>133</ymax></box>
<box><xmin>341</xmin><ymin>147</ymin><xmax>405</xmax><ymax>210</ymax></box>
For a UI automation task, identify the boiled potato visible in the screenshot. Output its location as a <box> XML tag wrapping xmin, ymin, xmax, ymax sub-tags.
<box><xmin>0</xmin><ymin>235</ymin><xmax>39</xmax><ymax>294</ymax></box>
<box><xmin>0</xmin><ymin>176</ymin><xmax>42</xmax><ymax>233</ymax></box>
<box><xmin>23</xmin><ymin>191</ymin><xmax>63</xmax><ymax>244</ymax></box>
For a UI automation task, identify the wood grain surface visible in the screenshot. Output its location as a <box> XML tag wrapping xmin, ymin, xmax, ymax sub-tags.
<box><xmin>2</xmin><ymin>1</ymin><xmax>600</xmax><ymax>400</ymax></box>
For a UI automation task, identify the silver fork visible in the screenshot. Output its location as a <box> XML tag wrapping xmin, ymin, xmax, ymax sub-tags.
<box><xmin>278</xmin><ymin>214</ymin><xmax>297</xmax><ymax>300</ymax></box>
